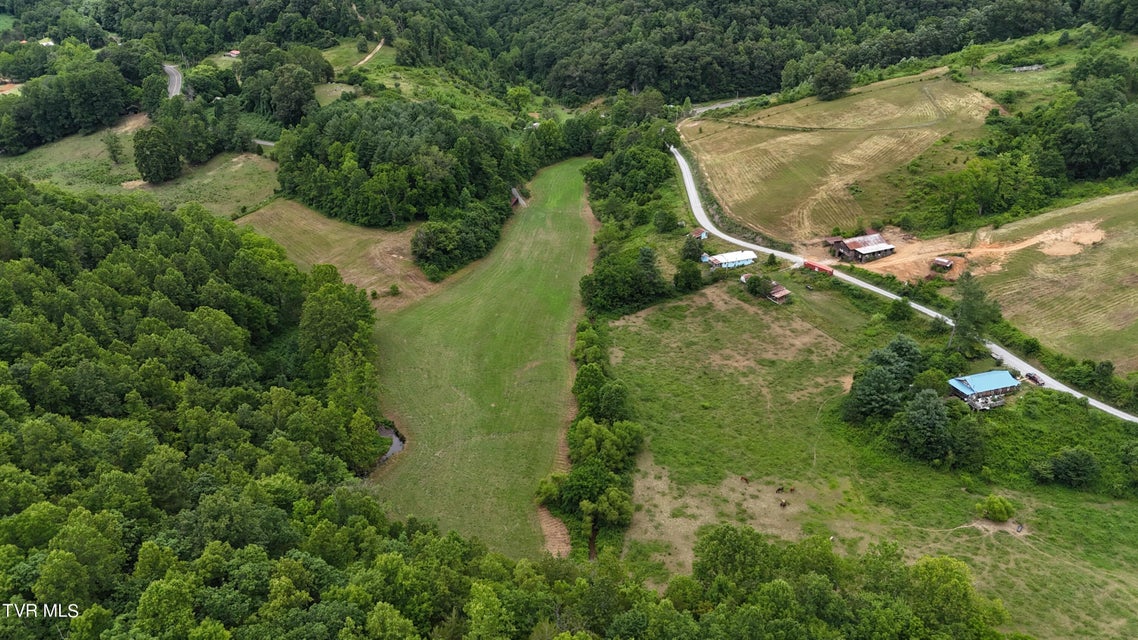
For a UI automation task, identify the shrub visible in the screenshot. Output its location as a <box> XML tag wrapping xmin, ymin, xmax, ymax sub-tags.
<box><xmin>1039</xmin><ymin>447</ymin><xmax>1100</xmax><ymax>488</ymax></box>
<box><xmin>975</xmin><ymin>494</ymin><xmax>1015</xmax><ymax>522</ymax></box>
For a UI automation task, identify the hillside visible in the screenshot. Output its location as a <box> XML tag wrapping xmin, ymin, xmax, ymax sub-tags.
<box><xmin>683</xmin><ymin>69</ymin><xmax>997</xmax><ymax>241</ymax></box>
<box><xmin>609</xmin><ymin>277</ymin><xmax>1138</xmax><ymax>640</ymax></box>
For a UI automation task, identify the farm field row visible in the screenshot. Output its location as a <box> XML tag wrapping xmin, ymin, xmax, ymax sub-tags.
<box><xmin>610</xmin><ymin>277</ymin><xmax>1138</xmax><ymax>640</ymax></box>
<box><xmin>682</xmin><ymin>73</ymin><xmax>997</xmax><ymax>241</ymax></box>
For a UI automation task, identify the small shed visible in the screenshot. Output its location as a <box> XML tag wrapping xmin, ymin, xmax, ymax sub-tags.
<box><xmin>740</xmin><ymin>273</ymin><xmax>753</xmax><ymax>283</ymax></box>
<box><xmin>767</xmin><ymin>282</ymin><xmax>791</xmax><ymax>304</ymax></box>
<box><xmin>700</xmin><ymin>252</ymin><xmax>710</xmax><ymax>263</ymax></box>
<box><xmin>822</xmin><ymin>236</ymin><xmax>844</xmax><ymax>247</ymax></box>
<box><xmin>225</xmin><ymin>49</ymin><xmax>241</xmax><ymax>58</ymax></box>
<box><xmin>833</xmin><ymin>233</ymin><xmax>895</xmax><ymax>262</ymax></box>
<box><xmin>803</xmin><ymin>260</ymin><xmax>833</xmax><ymax>275</ymax></box>
<box><xmin>690</xmin><ymin>227</ymin><xmax>708</xmax><ymax>240</ymax></box>
<box><xmin>708</xmin><ymin>250</ymin><xmax>757</xmax><ymax>270</ymax></box>
<box><xmin>949</xmin><ymin>370</ymin><xmax>1020</xmax><ymax>410</ymax></box>
<box><xmin>932</xmin><ymin>257</ymin><xmax>954</xmax><ymax>269</ymax></box>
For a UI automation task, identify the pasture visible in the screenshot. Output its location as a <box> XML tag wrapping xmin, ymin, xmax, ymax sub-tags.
<box><xmin>610</xmin><ymin>277</ymin><xmax>1138</xmax><ymax>640</ymax></box>
<box><xmin>682</xmin><ymin>72</ymin><xmax>997</xmax><ymax>241</ymax></box>
<box><xmin>978</xmin><ymin>192</ymin><xmax>1138</xmax><ymax>374</ymax></box>
<box><xmin>238</xmin><ymin>199</ymin><xmax>439</xmax><ymax>311</ymax></box>
<box><xmin>0</xmin><ymin>116</ymin><xmax>278</xmax><ymax>218</ymax></box>
<box><xmin>371</xmin><ymin>159</ymin><xmax>594</xmax><ymax>558</ymax></box>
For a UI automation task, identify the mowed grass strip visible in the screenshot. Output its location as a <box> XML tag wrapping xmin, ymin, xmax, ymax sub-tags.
<box><xmin>238</xmin><ymin>199</ymin><xmax>441</xmax><ymax>311</ymax></box>
<box><xmin>611</xmin><ymin>279</ymin><xmax>1138</xmax><ymax>640</ymax></box>
<box><xmin>372</xmin><ymin>159</ymin><xmax>593</xmax><ymax>557</ymax></box>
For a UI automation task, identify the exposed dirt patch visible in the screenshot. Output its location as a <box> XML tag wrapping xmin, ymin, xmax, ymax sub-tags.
<box><xmin>120</xmin><ymin>179</ymin><xmax>146</xmax><ymax>189</ymax></box>
<box><xmin>970</xmin><ymin>518</ymin><xmax>1031</xmax><ymax>537</ymax></box>
<box><xmin>114</xmin><ymin>113</ymin><xmax>149</xmax><ymax>133</ymax></box>
<box><xmin>625</xmin><ymin>453</ymin><xmax>840</xmax><ymax>575</ymax></box>
<box><xmin>826</xmin><ymin>220</ymin><xmax>1108</xmax><ymax>283</ymax></box>
<box><xmin>538</xmin><ymin>506</ymin><xmax>571</xmax><ymax>558</ymax></box>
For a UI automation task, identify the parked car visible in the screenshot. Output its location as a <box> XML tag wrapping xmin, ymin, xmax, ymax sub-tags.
<box><xmin>1025</xmin><ymin>372</ymin><xmax>1044</xmax><ymax>386</ymax></box>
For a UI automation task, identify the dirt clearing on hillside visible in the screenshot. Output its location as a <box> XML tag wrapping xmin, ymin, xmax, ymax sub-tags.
<box><xmin>833</xmin><ymin>220</ymin><xmax>1108</xmax><ymax>282</ymax></box>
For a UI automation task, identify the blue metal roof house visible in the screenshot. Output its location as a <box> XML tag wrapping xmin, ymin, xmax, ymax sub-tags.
<box><xmin>949</xmin><ymin>370</ymin><xmax>1020</xmax><ymax>410</ymax></box>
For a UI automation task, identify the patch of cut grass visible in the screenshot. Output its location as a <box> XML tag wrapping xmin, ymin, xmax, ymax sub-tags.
<box><xmin>371</xmin><ymin>159</ymin><xmax>594</xmax><ymax>557</ymax></box>
<box><xmin>238</xmin><ymin>200</ymin><xmax>440</xmax><ymax>312</ymax></box>
<box><xmin>977</xmin><ymin>191</ymin><xmax>1138</xmax><ymax>374</ymax></box>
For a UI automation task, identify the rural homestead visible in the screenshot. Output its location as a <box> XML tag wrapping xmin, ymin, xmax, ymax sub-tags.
<box><xmin>824</xmin><ymin>232</ymin><xmax>897</xmax><ymax>262</ymax></box>
<box><xmin>949</xmin><ymin>370</ymin><xmax>1021</xmax><ymax>410</ymax></box>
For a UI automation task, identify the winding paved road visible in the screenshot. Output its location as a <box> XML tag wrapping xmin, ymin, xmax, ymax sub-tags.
<box><xmin>163</xmin><ymin>64</ymin><xmax>182</xmax><ymax>97</ymax></box>
<box><xmin>669</xmin><ymin>145</ymin><xmax>1138</xmax><ymax>424</ymax></box>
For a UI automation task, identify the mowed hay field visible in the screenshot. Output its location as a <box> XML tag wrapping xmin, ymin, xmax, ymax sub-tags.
<box><xmin>976</xmin><ymin>191</ymin><xmax>1138</xmax><ymax>374</ymax></box>
<box><xmin>682</xmin><ymin>72</ymin><xmax>997</xmax><ymax>241</ymax></box>
<box><xmin>0</xmin><ymin>114</ymin><xmax>278</xmax><ymax>218</ymax></box>
<box><xmin>238</xmin><ymin>200</ymin><xmax>439</xmax><ymax>311</ymax></box>
<box><xmin>372</xmin><ymin>159</ymin><xmax>593</xmax><ymax>557</ymax></box>
<box><xmin>610</xmin><ymin>279</ymin><xmax>1138</xmax><ymax>640</ymax></box>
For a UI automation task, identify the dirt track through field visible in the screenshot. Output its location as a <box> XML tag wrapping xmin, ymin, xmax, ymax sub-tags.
<box><xmin>355</xmin><ymin>39</ymin><xmax>385</xmax><ymax>67</ymax></box>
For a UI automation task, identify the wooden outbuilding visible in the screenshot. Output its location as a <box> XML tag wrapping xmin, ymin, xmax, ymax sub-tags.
<box><xmin>690</xmin><ymin>227</ymin><xmax>708</xmax><ymax>240</ymax></box>
<box><xmin>833</xmin><ymin>233</ymin><xmax>895</xmax><ymax>262</ymax></box>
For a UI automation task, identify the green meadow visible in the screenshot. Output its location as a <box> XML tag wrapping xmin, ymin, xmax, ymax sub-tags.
<box><xmin>372</xmin><ymin>159</ymin><xmax>594</xmax><ymax>557</ymax></box>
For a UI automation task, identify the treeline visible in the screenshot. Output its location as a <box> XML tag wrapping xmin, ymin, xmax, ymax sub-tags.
<box><xmin>0</xmin><ymin>41</ymin><xmax>144</xmax><ymax>154</ymax></box>
<box><xmin>275</xmin><ymin>99</ymin><xmax>524</xmax><ymax>278</ymax></box>
<box><xmin>901</xmin><ymin>31</ymin><xmax>1138</xmax><ymax>232</ymax></box>
<box><xmin>538</xmin><ymin>321</ymin><xmax>643</xmax><ymax>559</ymax></box>
<box><xmin>475</xmin><ymin>0</ymin><xmax>1080</xmax><ymax>104</ymax></box>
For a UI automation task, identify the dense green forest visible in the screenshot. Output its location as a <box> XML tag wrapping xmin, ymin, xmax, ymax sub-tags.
<box><xmin>0</xmin><ymin>175</ymin><xmax>1022</xmax><ymax>640</ymax></box>
<box><xmin>5</xmin><ymin>0</ymin><xmax>1138</xmax><ymax>636</ymax></box>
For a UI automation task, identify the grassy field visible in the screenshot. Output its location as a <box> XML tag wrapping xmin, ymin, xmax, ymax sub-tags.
<box><xmin>683</xmin><ymin>71</ymin><xmax>997</xmax><ymax>241</ymax></box>
<box><xmin>371</xmin><ymin>158</ymin><xmax>594</xmax><ymax>557</ymax></box>
<box><xmin>977</xmin><ymin>191</ymin><xmax>1138</xmax><ymax>374</ymax></box>
<box><xmin>0</xmin><ymin>115</ymin><xmax>278</xmax><ymax>218</ymax></box>
<box><xmin>0</xmin><ymin>13</ymin><xmax>15</xmax><ymax>33</ymax></box>
<box><xmin>238</xmin><ymin>200</ymin><xmax>441</xmax><ymax>312</ymax></box>
<box><xmin>610</xmin><ymin>276</ymin><xmax>1138</xmax><ymax>639</ymax></box>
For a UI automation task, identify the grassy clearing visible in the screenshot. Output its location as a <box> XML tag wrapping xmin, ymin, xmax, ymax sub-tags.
<box><xmin>315</xmin><ymin>82</ymin><xmax>357</xmax><ymax>105</ymax></box>
<box><xmin>611</xmin><ymin>277</ymin><xmax>1138</xmax><ymax>639</ymax></box>
<box><xmin>0</xmin><ymin>115</ymin><xmax>277</xmax><ymax>218</ymax></box>
<box><xmin>683</xmin><ymin>74</ymin><xmax>996</xmax><ymax>241</ymax></box>
<box><xmin>238</xmin><ymin>199</ymin><xmax>440</xmax><ymax>312</ymax></box>
<box><xmin>371</xmin><ymin>159</ymin><xmax>593</xmax><ymax>558</ymax></box>
<box><xmin>0</xmin><ymin>13</ymin><xmax>15</xmax><ymax>33</ymax></box>
<box><xmin>355</xmin><ymin>53</ymin><xmax>515</xmax><ymax>126</ymax></box>
<box><xmin>977</xmin><ymin>191</ymin><xmax>1138</xmax><ymax>374</ymax></box>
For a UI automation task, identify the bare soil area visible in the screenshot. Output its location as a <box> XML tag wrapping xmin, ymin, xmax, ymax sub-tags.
<box><xmin>801</xmin><ymin>220</ymin><xmax>1107</xmax><ymax>283</ymax></box>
